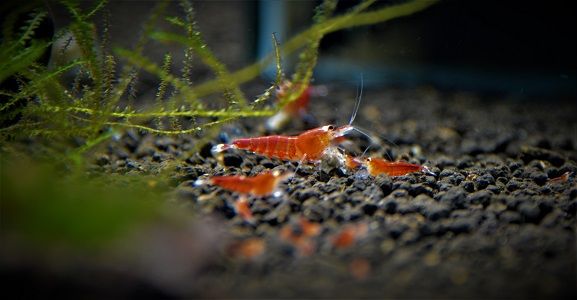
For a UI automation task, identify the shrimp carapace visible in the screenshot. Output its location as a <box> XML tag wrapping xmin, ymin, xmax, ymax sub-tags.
<box><xmin>196</xmin><ymin>170</ymin><xmax>293</xmax><ymax>197</ymax></box>
<box><xmin>365</xmin><ymin>157</ymin><xmax>434</xmax><ymax>177</ymax></box>
<box><xmin>212</xmin><ymin>125</ymin><xmax>354</xmax><ymax>162</ymax></box>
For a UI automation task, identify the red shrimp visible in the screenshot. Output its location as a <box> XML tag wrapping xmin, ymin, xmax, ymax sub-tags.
<box><xmin>364</xmin><ymin>157</ymin><xmax>434</xmax><ymax>177</ymax></box>
<box><xmin>548</xmin><ymin>171</ymin><xmax>571</xmax><ymax>184</ymax></box>
<box><xmin>214</xmin><ymin>75</ymin><xmax>366</xmax><ymax>163</ymax></box>
<box><xmin>331</xmin><ymin>223</ymin><xmax>368</xmax><ymax>249</ymax></box>
<box><xmin>214</xmin><ymin>87</ymin><xmax>364</xmax><ymax>162</ymax></box>
<box><xmin>196</xmin><ymin>170</ymin><xmax>293</xmax><ymax>223</ymax></box>
<box><xmin>213</xmin><ymin>124</ymin><xmax>355</xmax><ymax>162</ymax></box>
<box><xmin>279</xmin><ymin>217</ymin><xmax>321</xmax><ymax>256</ymax></box>
<box><xmin>265</xmin><ymin>80</ymin><xmax>314</xmax><ymax>131</ymax></box>
<box><xmin>197</xmin><ymin>170</ymin><xmax>293</xmax><ymax>197</ymax></box>
<box><xmin>235</xmin><ymin>197</ymin><xmax>254</xmax><ymax>223</ymax></box>
<box><xmin>277</xmin><ymin>80</ymin><xmax>312</xmax><ymax>116</ymax></box>
<box><xmin>345</xmin><ymin>154</ymin><xmax>363</xmax><ymax>170</ymax></box>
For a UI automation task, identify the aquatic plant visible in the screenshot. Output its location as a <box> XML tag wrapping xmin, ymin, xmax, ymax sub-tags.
<box><xmin>0</xmin><ymin>0</ymin><xmax>437</xmax><ymax>164</ymax></box>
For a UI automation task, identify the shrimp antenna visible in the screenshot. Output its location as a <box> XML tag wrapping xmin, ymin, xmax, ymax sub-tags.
<box><xmin>352</xmin><ymin>126</ymin><xmax>376</xmax><ymax>145</ymax></box>
<box><xmin>360</xmin><ymin>143</ymin><xmax>373</xmax><ymax>158</ymax></box>
<box><xmin>348</xmin><ymin>73</ymin><xmax>363</xmax><ymax>125</ymax></box>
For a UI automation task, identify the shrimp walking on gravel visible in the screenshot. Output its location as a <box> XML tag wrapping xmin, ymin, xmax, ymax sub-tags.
<box><xmin>350</xmin><ymin>156</ymin><xmax>435</xmax><ymax>177</ymax></box>
<box><xmin>212</xmin><ymin>78</ymin><xmax>365</xmax><ymax>163</ymax></box>
<box><xmin>213</xmin><ymin>124</ymin><xmax>355</xmax><ymax>162</ymax></box>
<box><xmin>195</xmin><ymin>170</ymin><xmax>293</xmax><ymax>223</ymax></box>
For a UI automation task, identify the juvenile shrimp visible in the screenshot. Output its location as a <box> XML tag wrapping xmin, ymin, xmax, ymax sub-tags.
<box><xmin>364</xmin><ymin>157</ymin><xmax>435</xmax><ymax>177</ymax></box>
<box><xmin>279</xmin><ymin>217</ymin><xmax>321</xmax><ymax>256</ymax></box>
<box><xmin>196</xmin><ymin>170</ymin><xmax>293</xmax><ymax>197</ymax></box>
<box><xmin>195</xmin><ymin>170</ymin><xmax>293</xmax><ymax>223</ymax></box>
<box><xmin>331</xmin><ymin>223</ymin><xmax>368</xmax><ymax>249</ymax></box>
<box><xmin>266</xmin><ymin>80</ymin><xmax>313</xmax><ymax>131</ymax></box>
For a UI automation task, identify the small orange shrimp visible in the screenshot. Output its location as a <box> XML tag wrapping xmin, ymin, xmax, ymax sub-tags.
<box><xmin>279</xmin><ymin>217</ymin><xmax>321</xmax><ymax>256</ymax></box>
<box><xmin>548</xmin><ymin>171</ymin><xmax>571</xmax><ymax>184</ymax></box>
<box><xmin>345</xmin><ymin>154</ymin><xmax>363</xmax><ymax>170</ymax></box>
<box><xmin>364</xmin><ymin>157</ymin><xmax>434</xmax><ymax>177</ymax></box>
<box><xmin>235</xmin><ymin>197</ymin><xmax>255</xmax><ymax>223</ymax></box>
<box><xmin>196</xmin><ymin>170</ymin><xmax>293</xmax><ymax>197</ymax></box>
<box><xmin>196</xmin><ymin>170</ymin><xmax>293</xmax><ymax>223</ymax></box>
<box><xmin>227</xmin><ymin>238</ymin><xmax>265</xmax><ymax>260</ymax></box>
<box><xmin>277</xmin><ymin>80</ymin><xmax>312</xmax><ymax>115</ymax></box>
<box><xmin>349</xmin><ymin>258</ymin><xmax>371</xmax><ymax>281</ymax></box>
<box><xmin>331</xmin><ymin>223</ymin><xmax>368</xmax><ymax>249</ymax></box>
<box><xmin>266</xmin><ymin>80</ymin><xmax>317</xmax><ymax>131</ymax></box>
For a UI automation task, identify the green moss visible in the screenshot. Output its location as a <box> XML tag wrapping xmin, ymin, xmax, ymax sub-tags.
<box><xmin>0</xmin><ymin>0</ymin><xmax>438</xmax><ymax>164</ymax></box>
<box><xmin>0</xmin><ymin>155</ymin><xmax>163</xmax><ymax>250</ymax></box>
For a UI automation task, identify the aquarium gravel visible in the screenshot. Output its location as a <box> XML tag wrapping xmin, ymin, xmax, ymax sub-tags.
<box><xmin>71</xmin><ymin>86</ymin><xmax>576</xmax><ymax>298</ymax></box>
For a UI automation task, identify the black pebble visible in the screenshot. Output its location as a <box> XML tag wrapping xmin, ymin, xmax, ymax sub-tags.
<box><xmin>447</xmin><ymin>219</ymin><xmax>473</xmax><ymax>234</ymax></box>
<box><xmin>488</xmin><ymin>166</ymin><xmax>508</xmax><ymax>179</ymax></box>
<box><xmin>382</xmin><ymin>199</ymin><xmax>398</xmax><ymax>214</ymax></box>
<box><xmin>438</xmin><ymin>187</ymin><xmax>467</xmax><ymax>209</ymax></box>
<box><xmin>438</xmin><ymin>182</ymin><xmax>452</xmax><ymax>192</ymax></box>
<box><xmin>439</xmin><ymin>169</ymin><xmax>455</xmax><ymax>178</ymax></box>
<box><xmin>375</xmin><ymin>177</ymin><xmax>393</xmax><ymax>196</ymax></box>
<box><xmin>199</xmin><ymin>142</ymin><xmax>214</xmax><ymax>158</ymax></box>
<box><xmin>457</xmin><ymin>157</ymin><xmax>474</xmax><ymax>169</ymax></box>
<box><xmin>518</xmin><ymin>202</ymin><xmax>541</xmax><ymax>223</ymax></box>
<box><xmin>152</xmin><ymin>152</ymin><xmax>163</xmax><ymax>162</ymax></box>
<box><xmin>570</xmin><ymin>188</ymin><xmax>577</xmax><ymax>200</ymax></box>
<box><xmin>462</xmin><ymin>181</ymin><xmax>475</xmax><ymax>192</ymax></box>
<box><xmin>506</xmin><ymin>180</ymin><xmax>520</xmax><ymax>192</ymax></box>
<box><xmin>260</xmin><ymin>159</ymin><xmax>276</xmax><ymax>169</ymax></box>
<box><xmin>508</xmin><ymin>161</ymin><xmax>522</xmax><ymax>171</ymax></box>
<box><xmin>564</xmin><ymin>199</ymin><xmax>577</xmax><ymax>216</ymax></box>
<box><xmin>499</xmin><ymin>211</ymin><xmax>521</xmax><ymax>224</ymax></box>
<box><xmin>362</xmin><ymin>203</ymin><xmax>378</xmax><ymax>216</ymax></box>
<box><xmin>126</xmin><ymin>160</ymin><xmax>140</xmax><ymax>170</ymax></box>
<box><xmin>409</xmin><ymin>184</ymin><xmax>432</xmax><ymax>197</ymax></box>
<box><xmin>467</xmin><ymin>190</ymin><xmax>492</xmax><ymax>206</ymax></box>
<box><xmin>223</xmin><ymin>153</ymin><xmax>243</xmax><ymax>167</ymax></box>
<box><xmin>475</xmin><ymin>174</ymin><xmax>495</xmax><ymax>190</ymax></box>
<box><xmin>486</xmin><ymin>185</ymin><xmax>501</xmax><ymax>194</ymax></box>
<box><xmin>115</xmin><ymin>149</ymin><xmax>129</xmax><ymax>160</ymax></box>
<box><xmin>424</xmin><ymin>204</ymin><xmax>450</xmax><ymax>221</ymax></box>
<box><xmin>388</xmin><ymin>223</ymin><xmax>409</xmax><ymax>239</ymax></box>
<box><xmin>531</xmin><ymin>172</ymin><xmax>548</xmax><ymax>186</ymax></box>
<box><xmin>95</xmin><ymin>154</ymin><xmax>110</xmax><ymax>166</ymax></box>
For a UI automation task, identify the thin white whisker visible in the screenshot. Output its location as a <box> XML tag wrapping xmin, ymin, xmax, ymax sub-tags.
<box><xmin>348</xmin><ymin>73</ymin><xmax>363</xmax><ymax>125</ymax></box>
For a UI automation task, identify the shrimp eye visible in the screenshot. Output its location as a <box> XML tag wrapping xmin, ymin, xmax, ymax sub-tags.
<box><xmin>328</xmin><ymin>125</ymin><xmax>335</xmax><ymax>130</ymax></box>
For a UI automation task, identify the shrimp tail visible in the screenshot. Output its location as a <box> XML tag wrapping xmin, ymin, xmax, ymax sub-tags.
<box><xmin>212</xmin><ymin>143</ymin><xmax>236</xmax><ymax>156</ymax></box>
<box><xmin>421</xmin><ymin>166</ymin><xmax>436</xmax><ymax>176</ymax></box>
<box><xmin>194</xmin><ymin>177</ymin><xmax>212</xmax><ymax>186</ymax></box>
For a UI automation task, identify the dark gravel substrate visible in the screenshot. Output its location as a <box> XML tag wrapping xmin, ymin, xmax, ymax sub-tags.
<box><xmin>8</xmin><ymin>86</ymin><xmax>577</xmax><ymax>298</ymax></box>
